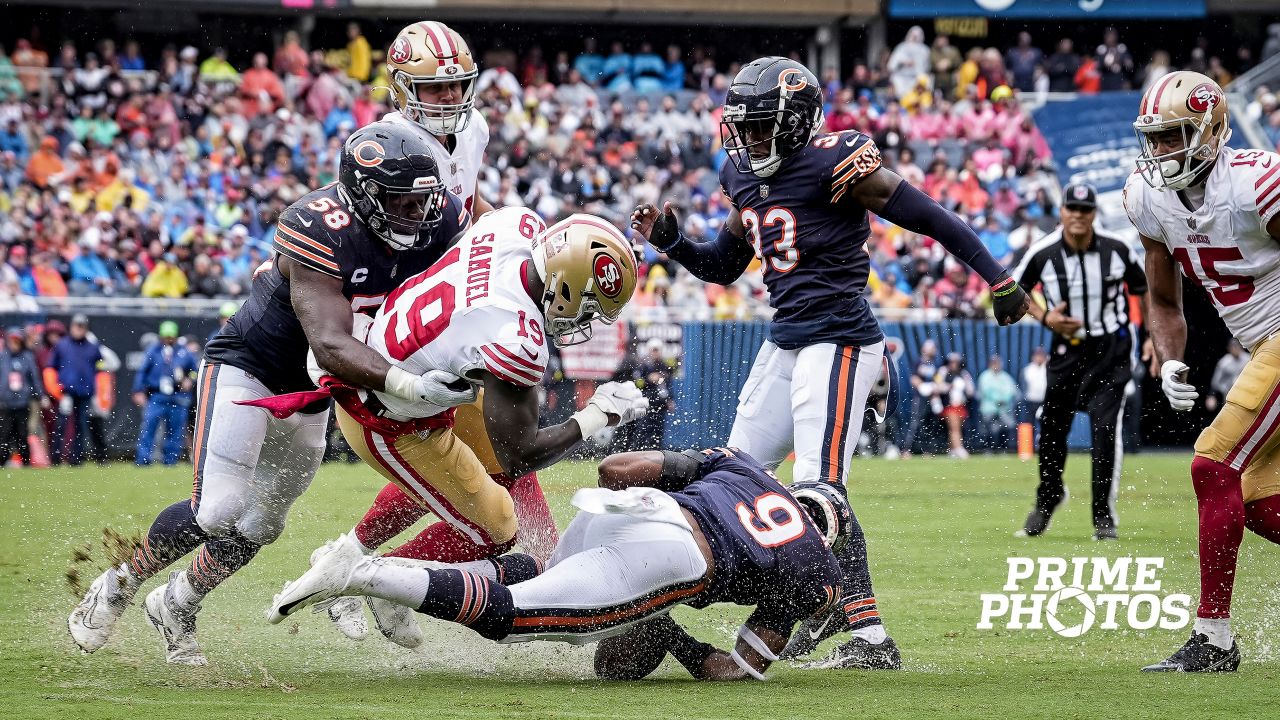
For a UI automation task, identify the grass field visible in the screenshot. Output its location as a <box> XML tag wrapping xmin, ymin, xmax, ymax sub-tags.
<box><xmin>3</xmin><ymin>453</ymin><xmax>1278</xmax><ymax>719</ymax></box>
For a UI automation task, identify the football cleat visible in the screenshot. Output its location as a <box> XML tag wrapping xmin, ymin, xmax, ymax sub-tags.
<box><xmin>1016</xmin><ymin>507</ymin><xmax>1055</xmax><ymax>537</ymax></box>
<box><xmin>143</xmin><ymin>572</ymin><xmax>207</xmax><ymax>666</ymax></box>
<box><xmin>368</xmin><ymin>596</ymin><xmax>424</xmax><ymax>649</ymax></box>
<box><xmin>780</xmin><ymin>605</ymin><xmax>844</xmax><ymax>660</ymax></box>
<box><xmin>68</xmin><ymin>563</ymin><xmax>137</xmax><ymax>653</ymax></box>
<box><xmin>1093</xmin><ymin>525</ymin><xmax>1119</xmax><ymax>542</ymax></box>
<box><xmin>808</xmin><ymin>636</ymin><xmax>902</xmax><ymax>670</ymax></box>
<box><xmin>268</xmin><ymin>532</ymin><xmax>365</xmax><ymax>623</ymax></box>
<box><xmin>1142</xmin><ymin>633</ymin><xmax>1241</xmax><ymax>672</ymax></box>
<box><xmin>314</xmin><ymin>596</ymin><xmax>368</xmax><ymax>641</ymax></box>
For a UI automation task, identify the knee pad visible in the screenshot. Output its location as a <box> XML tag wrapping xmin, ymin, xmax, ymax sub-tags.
<box><xmin>235</xmin><ymin>508</ymin><xmax>289</xmax><ymax>545</ymax></box>
<box><xmin>193</xmin><ymin>491</ymin><xmax>247</xmax><ymax>538</ymax></box>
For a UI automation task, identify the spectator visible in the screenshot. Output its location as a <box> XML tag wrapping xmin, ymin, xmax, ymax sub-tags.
<box><xmin>1005</xmin><ymin>32</ymin><xmax>1043</xmax><ymax>93</ymax></box>
<box><xmin>1074</xmin><ymin>54</ymin><xmax>1101</xmax><ymax>95</ymax></box>
<box><xmin>601</xmin><ymin>41</ymin><xmax>633</xmax><ymax>92</ymax></box>
<box><xmin>133</xmin><ymin>320</ymin><xmax>196</xmax><ymax>465</ymax></box>
<box><xmin>188</xmin><ymin>253</ymin><xmax>228</xmax><ymax>297</ymax></box>
<box><xmin>1044</xmin><ymin>39</ymin><xmax>1080</xmax><ymax>94</ymax></box>
<box><xmin>573</xmin><ymin>37</ymin><xmax>604</xmax><ymax>86</ymax></box>
<box><xmin>977</xmin><ymin>354</ymin><xmax>1018</xmax><ymax>452</ymax></box>
<box><xmin>1266</xmin><ymin>24</ymin><xmax>1280</xmax><ymax>62</ymax></box>
<box><xmin>1141</xmin><ymin>50</ymin><xmax>1172</xmax><ymax>93</ymax></box>
<box><xmin>198</xmin><ymin>47</ymin><xmax>239</xmax><ymax>83</ymax></box>
<box><xmin>346</xmin><ymin>22</ymin><xmax>371</xmax><ymax>83</ymax></box>
<box><xmin>631</xmin><ymin>42</ymin><xmax>665</xmax><ymax>93</ymax></box>
<box><xmin>663</xmin><ymin>45</ymin><xmax>685</xmax><ymax>92</ymax></box>
<box><xmin>0</xmin><ymin>119</ymin><xmax>27</xmax><ymax>160</ymax></box>
<box><xmin>11</xmin><ymin>39</ymin><xmax>47</xmax><ymax>96</ymax></box>
<box><xmin>240</xmin><ymin>52</ymin><xmax>285</xmax><ymax>118</ymax></box>
<box><xmin>30</xmin><ymin>252</ymin><xmax>68</xmax><ymax>297</ymax></box>
<box><xmin>1020</xmin><ymin>346</ymin><xmax>1048</xmax><ymax>431</ymax></box>
<box><xmin>141</xmin><ymin>252</ymin><xmax>189</xmax><ymax>298</ymax></box>
<box><xmin>889</xmin><ymin>26</ymin><xmax>931</xmax><ymax>98</ymax></box>
<box><xmin>1208</xmin><ymin>339</ymin><xmax>1248</xmax><ymax>413</ymax></box>
<box><xmin>938</xmin><ymin>352</ymin><xmax>974</xmax><ymax>459</ymax></box>
<box><xmin>904</xmin><ymin>340</ymin><xmax>941</xmax><ymax>456</ymax></box>
<box><xmin>48</xmin><ymin>314</ymin><xmax>102</xmax><ymax>466</ymax></box>
<box><xmin>119</xmin><ymin>40</ymin><xmax>144</xmax><ymax>72</ymax></box>
<box><xmin>1095</xmin><ymin>28</ymin><xmax>1134</xmax><ymax>91</ymax></box>
<box><xmin>0</xmin><ymin>327</ymin><xmax>44</xmax><ymax>466</ymax></box>
<box><xmin>631</xmin><ymin>338</ymin><xmax>674</xmax><ymax>449</ymax></box>
<box><xmin>25</xmin><ymin>136</ymin><xmax>64</xmax><ymax>188</ymax></box>
<box><xmin>931</xmin><ymin>35</ymin><xmax>962</xmax><ymax>98</ymax></box>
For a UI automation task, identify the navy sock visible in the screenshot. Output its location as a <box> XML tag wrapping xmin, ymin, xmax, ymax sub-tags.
<box><xmin>417</xmin><ymin>568</ymin><xmax>515</xmax><ymax>641</ymax></box>
<box><xmin>129</xmin><ymin>500</ymin><xmax>207</xmax><ymax>582</ymax></box>
<box><xmin>186</xmin><ymin>534</ymin><xmax>262</xmax><ymax>596</ymax></box>
<box><xmin>491</xmin><ymin>552</ymin><xmax>543</xmax><ymax>585</ymax></box>
<box><xmin>836</xmin><ymin>508</ymin><xmax>883</xmax><ymax>631</ymax></box>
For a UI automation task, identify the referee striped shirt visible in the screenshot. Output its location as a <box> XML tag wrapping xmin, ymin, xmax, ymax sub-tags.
<box><xmin>1013</xmin><ymin>229</ymin><xmax>1148</xmax><ymax>338</ymax></box>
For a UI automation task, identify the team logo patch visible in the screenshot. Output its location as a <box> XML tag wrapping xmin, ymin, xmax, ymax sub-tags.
<box><xmin>354</xmin><ymin>140</ymin><xmax>386</xmax><ymax>168</ymax></box>
<box><xmin>778</xmin><ymin>68</ymin><xmax>808</xmax><ymax>93</ymax></box>
<box><xmin>389</xmin><ymin>38</ymin><xmax>412</xmax><ymax>65</ymax></box>
<box><xmin>593</xmin><ymin>254</ymin><xmax>624</xmax><ymax>298</ymax></box>
<box><xmin>1186</xmin><ymin>83</ymin><xmax>1222</xmax><ymax>114</ymax></box>
<box><xmin>445</xmin><ymin>65</ymin><xmax>459</xmax><ymax>75</ymax></box>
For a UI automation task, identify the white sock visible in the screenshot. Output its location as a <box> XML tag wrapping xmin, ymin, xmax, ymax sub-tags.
<box><xmin>348</xmin><ymin>529</ymin><xmax>376</xmax><ymax>555</ymax></box>
<box><xmin>116</xmin><ymin>562</ymin><xmax>143</xmax><ymax>595</ymax></box>
<box><xmin>170</xmin><ymin>571</ymin><xmax>205</xmax><ymax>609</ymax></box>
<box><xmin>851</xmin><ymin>624</ymin><xmax>888</xmax><ymax>644</ymax></box>
<box><xmin>1193</xmin><ymin>617</ymin><xmax>1233</xmax><ymax>650</ymax></box>
<box><xmin>378</xmin><ymin>556</ymin><xmax>498</xmax><ymax>581</ymax></box>
<box><xmin>349</xmin><ymin>558</ymin><xmax>432</xmax><ymax>608</ymax></box>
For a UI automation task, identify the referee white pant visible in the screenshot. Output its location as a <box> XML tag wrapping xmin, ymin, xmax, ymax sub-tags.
<box><xmin>728</xmin><ymin>340</ymin><xmax>886</xmax><ymax>486</ymax></box>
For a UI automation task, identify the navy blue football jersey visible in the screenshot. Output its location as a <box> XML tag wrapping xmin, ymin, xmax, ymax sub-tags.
<box><xmin>205</xmin><ymin>183</ymin><xmax>469</xmax><ymax>395</ymax></box>
<box><xmin>670</xmin><ymin>447</ymin><xmax>841</xmax><ymax>635</ymax></box>
<box><xmin>719</xmin><ymin>130</ymin><xmax>885</xmax><ymax>350</ymax></box>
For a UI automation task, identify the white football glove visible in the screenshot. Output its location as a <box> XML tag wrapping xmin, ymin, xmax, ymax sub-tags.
<box><xmin>572</xmin><ymin>381</ymin><xmax>649</xmax><ymax>439</ymax></box>
<box><xmin>1160</xmin><ymin>359</ymin><xmax>1198</xmax><ymax>412</ymax></box>
<box><xmin>384</xmin><ymin>367</ymin><xmax>479</xmax><ymax>408</ymax></box>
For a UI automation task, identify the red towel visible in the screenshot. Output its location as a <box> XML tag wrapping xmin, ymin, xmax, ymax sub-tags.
<box><xmin>235</xmin><ymin>376</ymin><xmax>454</xmax><ymax>437</ymax></box>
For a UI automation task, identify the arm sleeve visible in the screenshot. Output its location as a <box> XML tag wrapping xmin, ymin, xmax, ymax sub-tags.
<box><xmin>878</xmin><ymin>180</ymin><xmax>1007</xmax><ymax>285</ymax></box>
<box><xmin>274</xmin><ymin>215</ymin><xmax>342</xmax><ymax>278</ymax></box>
<box><xmin>662</xmin><ymin>224</ymin><xmax>756</xmax><ymax>286</ymax></box>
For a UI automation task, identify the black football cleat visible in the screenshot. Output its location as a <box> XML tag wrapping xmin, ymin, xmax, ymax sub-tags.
<box><xmin>1092</xmin><ymin>525</ymin><xmax>1118</xmax><ymax>541</ymax></box>
<box><xmin>1142</xmin><ymin>633</ymin><xmax>1241</xmax><ymax>672</ymax></box>
<box><xmin>813</xmin><ymin>636</ymin><xmax>902</xmax><ymax>670</ymax></box>
<box><xmin>1016</xmin><ymin>507</ymin><xmax>1055</xmax><ymax>537</ymax></box>
<box><xmin>780</xmin><ymin>605</ymin><xmax>844</xmax><ymax>660</ymax></box>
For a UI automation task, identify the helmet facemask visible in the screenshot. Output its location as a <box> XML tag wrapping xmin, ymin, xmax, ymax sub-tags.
<box><xmin>721</xmin><ymin>89</ymin><xmax>824</xmax><ymax>179</ymax></box>
<box><xmin>392</xmin><ymin>70</ymin><xmax>477</xmax><ymax>136</ymax></box>
<box><xmin>343</xmin><ymin>178</ymin><xmax>446</xmax><ymax>251</ymax></box>
<box><xmin>1133</xmin><ymin>115</ymin><xmax>1225</xmax><ymax>191</ymax></box>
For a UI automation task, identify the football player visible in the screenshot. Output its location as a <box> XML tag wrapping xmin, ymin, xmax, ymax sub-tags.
<box><xmin>1126</xmin><ymin>71</ymin><xmax>1280</xmax><ymax>672</ymax></box>
<box><xmin>631</xmin><ymin>57</ymin><xmax>1030</xmax><ymax>669</ymax></box>
<box><xmin>67</xmin><ymin>121</ymin><xmax>476</xmax><ymax>664</ymax></box>
<box><xmin>252</xmin><ymin>208</ymin><xmax>647</xmax><ymax>648</ymax></box>
<box><xmin>269</xmin><ymin>447</ymin><xmax>848</xmax><ymax>682</ymax></box>
<box><xmin>321</xmin><ymin>21</ymin><xmax>563</xmax><ymax>641</ymax></box>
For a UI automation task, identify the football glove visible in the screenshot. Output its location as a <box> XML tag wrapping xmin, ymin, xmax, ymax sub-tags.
<box><xmin>989</xmin><ymin>272</ymin><xmax>1030</xmax><ymax>326</ymax></box>
<box><xmin>1160</xmin><ymin>360</ymin><xmax>1198</xmax><ymax>412</ymax></box>
<box><xmin>384</xmin><ymin>367</ymin><xmax>479</xmax><ymax>408</ymax></box>
<box><xmin>573</xmin><ymin>381</ymin><xmax>649</xmax><ymax>439</ymax></box>
<box><xmin>647</xmin><ymin>204</ymin><xmax>682</xmax><ymax>252</ymax></box>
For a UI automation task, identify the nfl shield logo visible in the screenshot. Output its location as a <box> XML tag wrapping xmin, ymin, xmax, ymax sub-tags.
<box><xmin>760</xmin><ymin>185</ymin><xmax>770</xmax><ymax>199</ymax></box>
<box><xmin>1187</xmin><ymin>217</ymin><xmax>1197</xmax><ymax>229</ymax></box>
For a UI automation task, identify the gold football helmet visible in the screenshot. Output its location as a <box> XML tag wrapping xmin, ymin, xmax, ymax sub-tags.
<box><xmin>387</xmin><ymin>21</ymin><xmax>478</xmax><ymax>135</ymax></box>
<box><xmin>532</xmin><ymin>214</ymin><xmax>638</xmax><ymax>347</ymax></box>
<box><xmin>1133</xmin><ymin>71</ymin><xmax>1231</xmax><ymax>191</ymax></box>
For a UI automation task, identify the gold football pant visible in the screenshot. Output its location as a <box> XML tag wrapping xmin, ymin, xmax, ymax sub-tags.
<box><xmin>337</xmin><ymin>406</ymin><xmax>517</xmax><ymax>546</ymax></box>
<box><xmin>1194</xmin><ymin>333</ymin><xmax>1280</xmax><ymax>503</ymax></box>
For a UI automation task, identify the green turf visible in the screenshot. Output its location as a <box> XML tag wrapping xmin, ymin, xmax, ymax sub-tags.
<box><xmin>3</xmin><ymin>453</ymin><xmax>1278</xmax><ymax>719</ymax></box>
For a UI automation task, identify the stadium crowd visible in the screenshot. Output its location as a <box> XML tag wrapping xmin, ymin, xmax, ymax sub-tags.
<box><xmin>0</xmin><ymin>23</ymin><xmax>1243</xmax><ymax>320</ymax></box>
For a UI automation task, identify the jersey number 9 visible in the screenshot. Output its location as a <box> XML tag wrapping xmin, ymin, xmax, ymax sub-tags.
<box><xmin>736</xmin><ymin>492</ymin><xmax>806</xmax><ymax>548</ymax></box>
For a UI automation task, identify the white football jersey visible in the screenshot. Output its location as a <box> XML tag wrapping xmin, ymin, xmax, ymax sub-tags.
<box><xmin>1124</xmin><ymin>146</ymin><xmax>1280</xmax><ymax>348</ymax></box>
<box><xmin>366</xmin><ymin>206</ymin><xmax>550</xmax><ymax>420</ymax></box>
<box><xmin>383</xmin><ymin>108</ymin><xmax>489</xmax><ymax>216</ymax></box>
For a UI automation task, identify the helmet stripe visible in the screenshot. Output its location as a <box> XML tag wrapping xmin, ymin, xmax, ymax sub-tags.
<box><xmin>418</xmin><ymin>22</ymin><xmax>445</xmax><ymax>57</ymax></box>
<box><xmin>420</xmin><ymin>21</ymin><xmax>458</xmax><ymax>60</ymax></box>
<box><xmin>1148</xmin><ymin>73</ymin><xmax>1177</xmax><ymax>116</ymax></box>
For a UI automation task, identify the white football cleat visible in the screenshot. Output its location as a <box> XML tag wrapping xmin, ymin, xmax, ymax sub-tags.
<box><xmin>368</xmin><ymin>596</ymin><xmax>424</xmax><ymax>649</ymax></box>
<box><xmin>268</xmin><ymin>532</ymin><xmax>364</xmax><ymax>624</ymax></box>
<box><xmin>143</xmin><ymin>572</ymin><xmax>207</xmax><ymax>666</ymax></box>
<box><xmin>314</xmin><ymin>596</ymin><xmax>369</xmax><ymax>641</ymax></box>
<box><xmin>68</xmin><ymin>563</ymin><xmax>138</xmax><ymax>653</ymax></box>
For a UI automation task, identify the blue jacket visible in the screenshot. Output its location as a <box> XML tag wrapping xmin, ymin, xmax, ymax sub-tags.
<box><xmin>70</xmin><ymin>252</ymin><xmax>113</xmax><ymax>287</ymax></box>
<box><xmin>0</xmin><ymin>348</ymin><xmax>43</xmax><ymax>409</ymax></box>
<box><xmin>133</xmin><ymin>341</ymin><xmax>197</xmax><ymax>398</ymax></box>
<box><xmin>50</xmin><ymin>336</ymin><xmax>102</xmax><ymax>398</ymax></box>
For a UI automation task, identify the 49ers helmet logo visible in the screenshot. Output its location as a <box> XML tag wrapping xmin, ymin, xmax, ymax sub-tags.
<box><xmin>593</xmin><ymin>254</ymin><xmax>623</xmax><ymax>298</ymax></box>
<box><xmin>353</xmin><ymin>140</ymin><xmax>386</xmax><ymax>168</ymax></box>
<box><xmin>779</xmin><ymin>68</ymin><xmax>808</xmax><ymax>93</ymax></box>
<box><xmin>389</xmin><ymin>38</ymin><xmax>412</xmax><ymax>65</ymax></box>
<box><xmin>1187</xmin><ymin>83</ymin><xmax>1223</xmax><ymax>114</ymax></box>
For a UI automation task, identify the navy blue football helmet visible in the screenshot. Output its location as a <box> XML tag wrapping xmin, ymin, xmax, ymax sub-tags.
<box><xmin>720</xmin><ymin>56</ymin><xmax>824</xmax><ymax>178</ymax></box>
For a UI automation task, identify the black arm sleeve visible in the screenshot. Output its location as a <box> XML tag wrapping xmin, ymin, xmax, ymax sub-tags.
<box><xmin>662</xmin><ymin>225</ymin><xmax>756</xmax><ymax>286</ymax></box>
<box><xmin>878</xmin><ymin>180</ymin><xmax>1007</xmax><ymax>285</ymax></box>
<box><xmin>650</xmin><ymin>449</ymin><xmax>708</xmax><ymax>492</ymax></box>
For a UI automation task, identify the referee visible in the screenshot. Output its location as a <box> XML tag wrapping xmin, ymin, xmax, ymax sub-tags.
<box><xmin>1012</xmin><ymin>183</ymin><xmax>1147</xmax><ymax>541</ymax></box>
